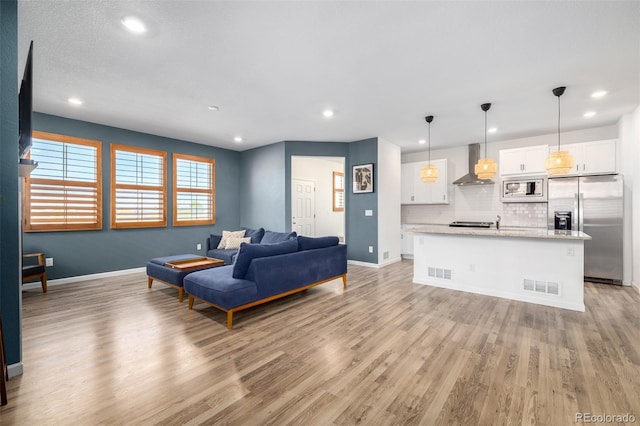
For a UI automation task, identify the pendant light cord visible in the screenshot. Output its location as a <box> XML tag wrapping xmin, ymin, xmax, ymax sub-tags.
<box><xmin>557</xmin><ymin>94</ymin><xmax>561</xmax><ymax>152</ymax></box>
<box><xmin>484</xmin><ymin>110</ymin><xmax>488</xmax><ymax>158</ymax></box>
<box><xmin>428</xmin><ymin>122</ymin><xmax>431</xmax><ymax>165</ymax></box>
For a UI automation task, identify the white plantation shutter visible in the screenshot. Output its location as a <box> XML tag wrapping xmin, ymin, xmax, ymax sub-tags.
<box><xmin>25</xmin><ymin>132</ymin><xmax>102</xmax><ymax>231</ymax></box>
<box><xmin>111</xmin><ymin>144</ymin><xmax>167</xmax><ymax>228</ymax></box>
<box><xmin>173</xmin><ymin>154</ymin><xmax>215</xmax><ymax>226</ymax></box>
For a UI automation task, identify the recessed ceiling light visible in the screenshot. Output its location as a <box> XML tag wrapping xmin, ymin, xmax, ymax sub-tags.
<box><xmin>234</xmin><ymin>136</ymin><xmax>243</xmax><ymax>143</ymax></box>
<box><xmin>121</xmin><ymin>16</ymin><xmax>147</xmax><ymax>33</ymax></box>
<box><xmin>67</xmin><ymin>97</ymin><xmax>83</xmax><ymax>106</ymax></box>
<box><xmin>591</xmin><ymin>90</ymin><xmax>608</xmax><ymax>98</ymax></box>
<box><xmin>322</xmin><ymin>109</ymin><xmax>334</xmax><ymax>118</ymax></box>
<box><xmin>488</xmin><ymin>127</ymin><xmax>498</xmax><ymax>133</ymax></box>
<box><xmin>583</xmin><ymin>111</ymin><xmax>596</xmax><ymax>118</ymax></box>
<box><xmin>207</xmin><ymin>105</ymin><xmax>219</xmax><ymax>111</ymax></box>
<box><xmin>418</xmin><ymin>139</ymin><xmax>426</xmax><ymax>145</ymax></box>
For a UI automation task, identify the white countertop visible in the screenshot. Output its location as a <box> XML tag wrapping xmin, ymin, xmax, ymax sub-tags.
<box><xmin>407</xmin><ymin>224</ymin><xmax>591</xmax><ymax>240</ymax></box>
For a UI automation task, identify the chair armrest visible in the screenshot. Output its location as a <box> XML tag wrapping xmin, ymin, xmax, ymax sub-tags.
<box><xmin>23</xmin><ymin>253</ymin><xmax>45</xmax><ymax>265</ymax></box>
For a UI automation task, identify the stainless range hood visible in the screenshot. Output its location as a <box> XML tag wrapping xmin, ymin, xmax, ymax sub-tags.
<box><xmin>453</xmin><ymin>143</ymin><xmax>495</xmax><ymax>186</ymax></box>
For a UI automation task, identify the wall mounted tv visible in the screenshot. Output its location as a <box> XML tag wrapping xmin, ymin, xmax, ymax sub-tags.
<box><xmin>19</xmin><ymin>41</ymin><xmax>33</xmax><ymax>159</ymax></box>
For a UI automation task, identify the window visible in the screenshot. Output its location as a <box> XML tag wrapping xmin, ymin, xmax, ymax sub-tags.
<box><xmin>173</xmin><ymin>153</ymin><xmax>215</xmax><ymax>226</ymax></box>
<box><xmin>333</xmin><ymin>171</ymin><xmax>345</xmax><ymax>212</ymax></box>
<box><xmin>111</xmin><ymin>144</ymin><xmax>167</xmax><ymax>229</ymax></box>
<box><xmin>24</xmin><ymin>131</ymin><xmax>102</xmax><ymax>232</ymax></box>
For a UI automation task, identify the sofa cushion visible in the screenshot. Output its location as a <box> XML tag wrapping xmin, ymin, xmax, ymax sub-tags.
<box><xmin>260</xmin><ymin>230</ymin><xmax>297</xmax><ymax>245</ymax></box>
<box><xmin>184</xmin><ymin>266</ymin><xmax>257</xmax><ymax>310</ymax></box>
<box><xmin>208</xmin><ymin>234</ymin><xmax>222</xmax><ymax>251</ymax></box>
<box><xmin>217</xmin><ymin>230</ymin><xmax>246</xmax><ymax>249</ymax></box>
<box><xmin>225</xmin><ymin>237</ymin><xmax>251</xmax><ymax>250</ymax></box>
<box><xmin>242</xmin><ymin>227</ymin><xmax>265</xmax><ymax>244</ymax></box>
<box><xmin>297</xmin><ymin>236</ymin><xmax>339</xmax><ymax>251</ymax></box>
<box><xmin>232</xmin><ymin>239</ymin><xmax>298</xmax><ymax>279</ymax></box>
<box><xmin>206</xmin><ymin>249</ymin><xmax>238</xmax><ymax>265</ymax></box>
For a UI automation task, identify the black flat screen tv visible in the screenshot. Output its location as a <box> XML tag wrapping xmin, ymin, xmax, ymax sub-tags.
<box><xmin>18</xmin><ymin>41</ymin><xmax>33</xmax><ymax>159</ymax></box>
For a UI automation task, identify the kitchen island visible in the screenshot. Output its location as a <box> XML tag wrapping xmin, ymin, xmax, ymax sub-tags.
<box><xmin>409</xmin><ymin>225</ymin><xmax>591</xmax><ymax>311</ymax></box>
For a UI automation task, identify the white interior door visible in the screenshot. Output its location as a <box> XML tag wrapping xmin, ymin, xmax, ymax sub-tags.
<box><xmin>292</xmin><ymin>179</ymin><xmax>316</xmax><ymax>236</ymax></box>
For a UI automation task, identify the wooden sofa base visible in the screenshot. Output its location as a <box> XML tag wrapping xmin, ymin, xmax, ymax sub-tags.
<box><xmin>147</xmin><ymin>276</ymin><xmax>185</xmax><ymax>303</ymax></box>
<box><xmin>187</xmin><ymin>273</ymin><xmax>347</xmax><ymax>329</ymax></box>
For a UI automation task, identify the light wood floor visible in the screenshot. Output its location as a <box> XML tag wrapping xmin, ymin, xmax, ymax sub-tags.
<box><xmin>2</xmin><ymin>260</ymin><xmax>640</xmax><ymax>425</ymax></box>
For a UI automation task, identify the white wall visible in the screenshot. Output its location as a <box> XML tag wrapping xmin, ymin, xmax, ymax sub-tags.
<box><xmin>291</xmin><ymin>156</ymin><xmax>345</xmax><ymax>239</ymax></box>
<box><xmin>618</xmin><ymin>106</ymin><xmax>640</xmax><ymax>290</ymax></box>
<box><xmin>377</xmin><ymin>138</ymin><xmax>402</xmax><ymax>265</ymax></box>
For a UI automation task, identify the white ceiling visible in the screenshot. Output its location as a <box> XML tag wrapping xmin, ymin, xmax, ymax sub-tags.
<box><xmin>18</xmin><ymin>1</ymin><xmax>640</xmax><ymax>152</ymax></box>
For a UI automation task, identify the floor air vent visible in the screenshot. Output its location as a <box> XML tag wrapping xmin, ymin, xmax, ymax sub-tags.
<box><xmin>523</xmin><ymin>279</ymin><xmax>560</xmax><ymax>295</ymax></box>
<box><xmin>428</xmin><ymin>267</ymin><xmax>452</xmax><ymax>280</ymax></box>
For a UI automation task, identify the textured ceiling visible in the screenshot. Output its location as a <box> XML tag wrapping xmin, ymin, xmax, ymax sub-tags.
<box><xmin>18</xmin><ymin>1</ymin><xmax>640</xmax><ymax>152</ymax></box>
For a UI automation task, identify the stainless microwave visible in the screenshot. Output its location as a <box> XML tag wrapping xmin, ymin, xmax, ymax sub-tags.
<box><xmin>501</xmin><ymin>177</ymin><xmax>547</xmax><ymax>203</ymax></box>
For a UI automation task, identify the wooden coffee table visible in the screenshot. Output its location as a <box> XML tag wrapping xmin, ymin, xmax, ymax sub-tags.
<box><xmin>165</xmin><ymin>256</ymin><xmax>224</xmax><ymax>271</ymax></box>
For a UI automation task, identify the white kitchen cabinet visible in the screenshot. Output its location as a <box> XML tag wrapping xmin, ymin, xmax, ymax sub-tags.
<box><xmin>401</xmin><ymin>224</ymin><xmax>415</xmax><ymax>258</ymax></box>
<box><xmin>401</xmin><ymin>159</ymin><xmax>448</xmax><ymax>204</ymax></box>
<box><xmin>558</xmin><ymin>139</ymin><xmax>616</xmax><ymax>176</ymax></box>
<box><xmin>499</xmin><ymin>145</ymin><xmax>548</xmax><ymax>176</ymax></box>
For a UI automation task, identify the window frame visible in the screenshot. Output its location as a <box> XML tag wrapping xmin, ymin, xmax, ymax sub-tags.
<box><xmin>24</xmin><ymin>131</ymin><xmax>103</xmax><ymax>232</ymax></box>
<box><xmin>332</xmin><ymin>171</ymin><xmax>345</xmax><ymax>212</ymax></box>
<box><xmin>172</xmin><ymin>153</ymin><xmax>216</xmax><ymax>227</ymax></box>
<box><xmin>110</xmin><ymin>143</ymin><xmax>167</xmax><ymax>229</ymax></box>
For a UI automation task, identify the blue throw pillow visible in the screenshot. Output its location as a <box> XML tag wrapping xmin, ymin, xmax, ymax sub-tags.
<box><xmin>232</xmin><ymin>239</ymin><xmax>299</xmax><ymax>279</ymax></box>
<box><xmin>209</xmin><ymin>234</ymin><xmax>222</xmax><ymax>250</ymax></box>
<box><xmin>297</xmin><ymin>235</ymin><xmax>339</xmax><ymax>251</ymax></box>
<box><xmin>241</xmin><ymin>227</ymin><xmax>265</xmax><ymax>244</ymax></box>
<box><xmin>261</xmin><ymin>230</ymin><xmax>297</xmax><ymax>244</ymax></box>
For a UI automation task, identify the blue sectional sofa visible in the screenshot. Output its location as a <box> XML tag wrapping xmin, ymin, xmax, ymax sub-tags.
<box><xmin>206</xmin><ymin>227</ymin><xmax>297</xmax><ymax>264</ymax></box>
<box><xmin>185</xmin><ymin>236</ymin><xmax>347</xmax><ymax>329</ymax></box>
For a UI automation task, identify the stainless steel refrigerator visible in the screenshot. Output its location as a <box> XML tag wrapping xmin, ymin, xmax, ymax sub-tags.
<box><xmin>547</xmin><ymin>174</ymin><xmax>623</xmax><ymax>285</ymax></box>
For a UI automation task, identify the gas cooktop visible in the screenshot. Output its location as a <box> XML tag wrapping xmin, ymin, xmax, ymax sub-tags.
<box><xmin>449</xmin><ymin>221</ymin><xmax>494</xmax><ymax>228</ymax></box>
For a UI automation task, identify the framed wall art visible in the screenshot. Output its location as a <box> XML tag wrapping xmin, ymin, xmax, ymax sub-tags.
<box><xmin>352</xmin><ymin>163</ymin><xmax>374</xmax><ymax>193</ymax></box>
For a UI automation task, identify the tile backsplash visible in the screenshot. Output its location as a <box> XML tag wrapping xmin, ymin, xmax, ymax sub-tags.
<box><xmin>402</xmin><ymin>183</ymin><xmax>548</xmax><ymax>228</ymax></box>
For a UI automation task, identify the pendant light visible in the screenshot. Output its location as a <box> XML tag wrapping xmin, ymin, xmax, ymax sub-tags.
<box><xmin>474</xmin><ymin>103</ymin><xmax>498</xmax><ymax>179</ymax></box>
<box><xmin>420</xmin><ymin>115</ymin><xmax>439</xmax><ymax>183</ymax></box>
<box><xmin>545</xmin><ymin>86</ymin><xmax>574</xmax><ymax>175</ymax></box>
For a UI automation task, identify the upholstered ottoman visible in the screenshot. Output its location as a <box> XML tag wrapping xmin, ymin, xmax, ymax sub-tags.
<box><xmin>146</xmin><ymin>254</ymin><xmax>224</xmax><ymax>302</ymax></box>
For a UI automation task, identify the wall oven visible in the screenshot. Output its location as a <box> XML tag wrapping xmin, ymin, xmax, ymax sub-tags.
<box><xmin>501</xmin><ymin>177</ymin><xmax>547</xmax><ymax>203</ymax></box>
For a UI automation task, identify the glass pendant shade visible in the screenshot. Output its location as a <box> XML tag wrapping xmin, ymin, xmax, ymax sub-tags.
<box><xmin>474</xmin><ymin>158</ymin><xmax>498</xmax><ymax>180</ymax></box>
<box><xmin>545</xmin><ymin>150</ymin><xmax>574</xmax><ymax>175</ymax></box>
<box><xmin>420</xmin><ymin>163</ymin><xmax>439</xmax><ymax>183</ymax></box>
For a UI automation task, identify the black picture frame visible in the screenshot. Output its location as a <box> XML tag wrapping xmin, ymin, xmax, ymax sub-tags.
<box><xmin>352</xmin><ymin>163</ymin><xmax>374</xmax><ymax>193</ymax></box>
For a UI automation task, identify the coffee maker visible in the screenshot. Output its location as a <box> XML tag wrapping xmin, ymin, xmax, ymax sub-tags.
<box><xmin>554</xmin><ymin>211</ymin><xmax>572</xmax><ymax>230</ymax></box>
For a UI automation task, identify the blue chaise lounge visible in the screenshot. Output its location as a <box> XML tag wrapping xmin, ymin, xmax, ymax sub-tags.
<box><xmin>185</xmin><ymin>236</ymin><xmax>347</xmax><ymax>328</ymax></box>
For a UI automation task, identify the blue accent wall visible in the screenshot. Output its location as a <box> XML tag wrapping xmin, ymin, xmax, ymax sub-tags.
<box><xmin>24</xmin><ymin>113</ymin><xmax>242</xmax><ymax>279</ymax></box>
<box><xmin>0</xmin><ymin>0</ymin><xmax>21</xmax><ymax>364</ymax></box>
<box><xmin>347</xmin><ymin>138</ymin><xmax>378</xmax><ymax>263</ymax></box>
<box><xmin>239</xmin><ymin>142</ymin><xmax>286</xmax><ymax>231</ymax></box>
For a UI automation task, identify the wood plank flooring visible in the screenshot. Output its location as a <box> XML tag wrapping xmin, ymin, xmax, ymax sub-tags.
<box><xmin>1</xmin><ymin>260</ymin><xmax>639</xmax><ymax>425</ymax></box>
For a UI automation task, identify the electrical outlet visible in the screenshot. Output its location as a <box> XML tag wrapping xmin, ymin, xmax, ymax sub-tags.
<box><xmin>368</xmin><ymin>246</ymin><xmax>374</xmax><ymax>253</ymax></box>
<box><xmin>566</xmin><ymin>247</ymin><xmax>575</xmax><ymax>257</ymax></box>
<box><xmin>365</xmin><ymin>210</ymin><xmax>373</xmax><ymax>216</ymax></box>
<box><xmin>469</xmin><ymin>264</ymin><xmax>475</xmax><ymax>272</ymax></box>
<box><xmin>197</xmin><ymin>243</ymin><xmax>202</xmax><ymax>250</ymax></box>
<box><xmin>45</xmin><ymin>257</ymin><xmax>53</xmax><ymax>267</ymax></box>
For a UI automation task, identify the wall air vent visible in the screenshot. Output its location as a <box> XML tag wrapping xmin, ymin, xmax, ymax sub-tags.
<box><xmin>428</xmin><ymin>266</ymin><xmax>452</xmax><ymax>280</ymax></box>
<box><xmin>523</xmin><ymin>279</ymin><xmax>560</xmax><ymax>296</ymax></box>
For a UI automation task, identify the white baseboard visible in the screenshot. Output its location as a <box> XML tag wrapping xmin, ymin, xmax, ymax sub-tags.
<box><xmin>8</xmin><ymin>362</ymin><xmax>23</xmax><ymax>378</ymax></box>
<box><xmin>632</xmin><ymin>281</ymin><xmax>640</xmax><ymax>294</ymax></box>
<box><xmin>22</xmin><ymin>267</ymin><xmax>146</xmax><ymax>290</ymax></box>
<box><xmin>348</xmin><ymin>257</ymin><xmax>401</xmax><ymax>269</ymax></box>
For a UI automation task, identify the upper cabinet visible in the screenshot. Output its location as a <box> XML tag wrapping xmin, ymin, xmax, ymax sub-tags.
<box><xmin>558</xmin><ymin>139</ymin><xmax>617</xmax><ymax>176</ymax></box>
<box><xmin>401</xmin><ymin>159</ymin><xmax>448</xmax><ymax>205</ymax></box>
<box><xmin>499</xmin><ymin>145</ymin><xmax>548</xmax><ymax>176</ymax></box>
